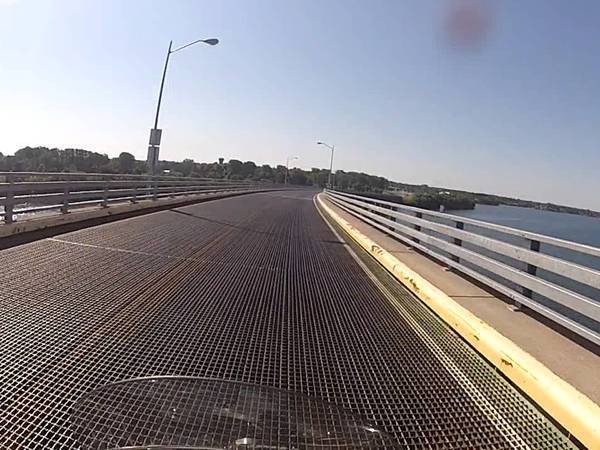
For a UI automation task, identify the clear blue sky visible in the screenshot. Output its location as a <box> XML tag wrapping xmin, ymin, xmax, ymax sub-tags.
<box><xmin>1</xmin><ymin>0</ymin><xmax>599</xmax><ymax>209</ymax></box>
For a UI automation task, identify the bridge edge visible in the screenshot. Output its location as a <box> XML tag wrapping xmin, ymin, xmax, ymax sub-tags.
<box><xmin>316</xmin><ymin>192</ymin><xmax>600</xmax><ymax>449</ymax></box>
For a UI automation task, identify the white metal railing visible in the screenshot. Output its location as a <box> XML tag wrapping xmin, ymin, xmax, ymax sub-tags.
<box><xmin>326</xmin><ymin>189</ymin><xmax>600</xmax><ymax>346</ymax></box>
<box><xmin>0</xmin><ymin>172</ymin><xmax>267</xmax><ymax>224</ymax></box>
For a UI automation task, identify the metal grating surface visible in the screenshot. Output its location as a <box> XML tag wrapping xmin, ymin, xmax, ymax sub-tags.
<box><xmin>0</xmin><ymin>190</ymin><xmax>574</xmax><ymax>449</ymax></box>
<box><xmin>72</xmin><ymin>377</ymin><xmax>395</xmax><ymax>449</ymax></box>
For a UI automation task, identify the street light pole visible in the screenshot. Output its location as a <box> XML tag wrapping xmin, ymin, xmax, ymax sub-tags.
<box><xmin>154</xmin><ymin>41</ymin><xmax>172</xmax><ymax>131</ymax></box>
<box><xmin>285</xmin><ymin>156</ymin><xmax>299</xmax><ymax>185</ymax></box>
<box><xmin>147</xmin><ymin>37</ymin><xmax>219</xmax><ymax>175</ymax></box>
<box><xmin>317</xmin><ymin>142</ymin><xmax>335</xmax><ymax>189</ymax></box>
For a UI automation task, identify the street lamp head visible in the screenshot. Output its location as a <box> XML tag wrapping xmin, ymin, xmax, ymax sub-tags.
<box><xmin>170</xmin><ymin>37</ymin><xmax>220</xmax><ymax>54</ymax></box>
<box><xmin>317</xmin><ymin>141</ymin><xmax>333</xmax><ymax>150</ymax></box>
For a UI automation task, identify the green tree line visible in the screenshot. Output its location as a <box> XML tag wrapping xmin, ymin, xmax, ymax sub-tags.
<box><xmin>0</xmin><ymin>146</ymin><xmax>389</xmax><ymax>191</ymax></box>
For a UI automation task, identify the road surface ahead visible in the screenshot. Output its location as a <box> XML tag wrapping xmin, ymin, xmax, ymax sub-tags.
<box><xmin>0</xmin><ymin>190</ymin><xmax>573</xmax><ymax>448</ymax></box>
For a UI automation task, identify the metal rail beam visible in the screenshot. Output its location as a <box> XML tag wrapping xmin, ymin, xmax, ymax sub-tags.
<box><xmin>0</xmin><ymin>173</ymin><xmax>268</xmax><ymax>223</ymax></box>
<box><xmin>331</xmin><ymin>190</ymin><xmax>600</xmax><ymax>258</ymax></box>
<box><xmin>328</xmin><ymin>192</ymin><xmax>600</xmax><ymax>288</ymax></box>
<box><xmin>326</xmin><ymin>190</ymin><xmax>600</xmax><ymax>346</ymax></box>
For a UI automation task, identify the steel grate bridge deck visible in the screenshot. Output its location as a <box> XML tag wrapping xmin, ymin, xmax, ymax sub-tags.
<box><xmin>0</xmin><ymin>190</ymin><xmax>574</xmax><ymax>448</ymax></box>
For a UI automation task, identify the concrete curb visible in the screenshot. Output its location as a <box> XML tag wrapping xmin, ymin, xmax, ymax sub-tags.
<box><xmin>317</xmin><ymin>193</ymin><xmax>600</xmax><ymax>449</ymax></box>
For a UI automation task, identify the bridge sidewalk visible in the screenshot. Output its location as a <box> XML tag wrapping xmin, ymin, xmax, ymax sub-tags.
<box><xmin>320</xmin><ymin>194</ymin><xmax>600</xmax><ymax>405</ymax></box>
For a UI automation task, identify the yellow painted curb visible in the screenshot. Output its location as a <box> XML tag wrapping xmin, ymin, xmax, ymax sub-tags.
<box><xmin>317</xmin><ymin>193</ymin><xmax>600</xmax><ymax>449</ymax></box>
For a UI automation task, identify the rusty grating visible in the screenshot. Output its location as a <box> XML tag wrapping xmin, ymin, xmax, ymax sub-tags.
<box><xmin>0</xmin><ymin>191</ymin><xmax>574</xmax><ymax>448</ymax></box>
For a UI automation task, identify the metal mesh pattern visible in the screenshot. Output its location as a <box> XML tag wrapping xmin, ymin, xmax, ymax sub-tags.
<box><xmin>0</xmin><ymin>191</ymin><xmax>574</xmax><ymax>448</ymax></box>
<box><xmin>72</xmin><ymin>377</ymin><xmax>395</xmax><ymax>449</ymax></box>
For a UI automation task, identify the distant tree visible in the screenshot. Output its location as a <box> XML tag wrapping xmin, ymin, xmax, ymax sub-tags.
<box><xmin>206</xmin><ymin>162</ymin><xmax>225</xmax><ymax>179</ymax></box>
<box><xmin>308</xmin><ymin>168</ymin><xmax>329</xmax><ymax>187</ymax></box>
<box><xmin>335</xmin><ymin>170</ymin><xmax>388</xmax><ymax>193</ymax></box>
<box><xmin>255</xmin><ymin>164</ymin><xmax>274</xmax><ymax>181</ymax></box>
<box><xmin>180</xmin><ymin>158</ymin><xmax>195</xmax><ymax>177</ymax></box>
<box><xmin>133</xmin><ymin>160</ymin><xmax>147</xmax><ymax>175</ymax></box>
<box><xmin>274</xmin><ymin>165</ymin><xmax>287</xmax><ymax>184</ymax></box>
<box><xmin>86</xmin><ymin>152</ymin><xmax>110</xmax><ymax>172</ymax></box>
<box><xmin>227</xmin><ymin>159</ymin><xmax>244</xmax><ymax>179</ymax></box>
<box><xmin>288</xmin><ymin>169</ymin><xmax>308</xmax><ymax>185</ymax></box>
<box><xmin>14</xmin><ymin>147</ymin><xmax>57</xmax><ymax>171</ymax></box>
<box><xmin>241</xmin><ymin>161</ymin><xmax>257</xmax><ymax>178</ymax></box>
<box><xmin>3</xmin><ymin>145</ymin><xmax>393</xmax><ymax>192</ymax></box>
<box><xmin>117</xmin><ymin>152</ymin><xmax>136</xmax><ymax>173</ymax></box>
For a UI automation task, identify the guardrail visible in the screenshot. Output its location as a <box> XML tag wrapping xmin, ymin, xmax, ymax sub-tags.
<box><xmin>0</xmin><ymin>172</ymin><xmax>265</xmax><ymax>224</ymax></box>
<box><xmin>326</xmin><ymin>189</ymin><xmax>600</xmax><ymax>346</ymax></box>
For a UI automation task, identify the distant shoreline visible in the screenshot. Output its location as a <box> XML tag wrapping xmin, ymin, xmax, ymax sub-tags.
<box><xmin>387</xmin><ymin>182</ymin><xmax>600</xmax><ymax>218</ymax></box>
<box><xmin>473</xmin><ymin>199</ymin><xmax>600</xmax><ymax>218</ymax></box>
<box><xmin>3</xmin><ymin>146</ymin><xmax>597</xmax><ymax>218</ymax></box>
<box><xmin>458</xmin><ymin>202</ymin><xmax>600</xmax><ymax>219</ymax></box>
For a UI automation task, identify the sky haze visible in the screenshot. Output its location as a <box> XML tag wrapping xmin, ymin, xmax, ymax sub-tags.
<box><xmin>1</xmin><ymin>0</ymin><xmax>599</xmax><ymax>209</ymax></box>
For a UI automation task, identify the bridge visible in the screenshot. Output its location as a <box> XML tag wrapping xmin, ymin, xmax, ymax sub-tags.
<box><xmin>0</xmin><ymin>173</ymin><xmax>598</xmax><ymax>449</ymax></box>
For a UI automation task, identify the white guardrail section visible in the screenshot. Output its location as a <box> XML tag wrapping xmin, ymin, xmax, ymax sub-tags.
<box><xmin>326</xmin><ymin>189</ymin><xmax>600</xmax><ymax>346</ymax></box>
<box><xmin>0</xmin><ymin>172</ymin><xmax>265</xmax><ymax>224</ymax></box>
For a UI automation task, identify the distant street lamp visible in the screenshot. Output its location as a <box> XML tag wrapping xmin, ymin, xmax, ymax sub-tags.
<box><xmin>285</xmin><ymin>156</ymin><xmax>299</xmax><ymax>185</ymax></box>
<box><xmin>317</xmin><ymin>141</ymin><xmax>335</xmax><ymax>188</ymax></box>
<box><xmin>147</xmin><ymin>37</ymin><xmax>219</xmax><ymax>174</ymax></box>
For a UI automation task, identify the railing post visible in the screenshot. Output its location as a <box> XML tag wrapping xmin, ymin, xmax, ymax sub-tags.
<box><xmin>61</xmin><ymin>182</ymin><xmax>70</xmax><ymax>214</ymax></box>
<box><xmin>521</xmin><ymin>239</ymin><xmax>540</xmax><ymax>300</ymax></box>
<box><xmin>388</xmin><ymin>205</ymin><xmax>396</xmax><ymax>232</ymax></box>
<box><xmin>412</xmin><ymin>212</ymin><xmax>422</xmax><ymax>243</ymax></box>
<box><xmin>131</xmin><ymin>185</ymin><xmax>138</xmax><ymax>204</ymax></box>
<box><xmin>152</xmin><ymin>178</ymin><xmax>158</xmax><ymax>201</ymax></box>
<box><xmin>4</xmin><ymin>173</ymin><xmax>14</xmax><ymax>224</ymax></box>
<box><xmin>101</xmin><ymin>178</ymin><xmax>109</xmax><ymax>208</ymax></box>
<box><xmin>452</xmin><ymin>221</ymin><xmax>464</xmax><ymax>263</ymax></box>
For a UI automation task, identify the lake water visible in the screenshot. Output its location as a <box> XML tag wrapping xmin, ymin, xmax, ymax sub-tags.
<box><xmin>452</xmin><ymin>204</ymin><xmax>600</xmax><ymax>248</ymax></box>
<box><xmin>449</xmin><ymin>204</ymin><xmax>599</xmax><ymax>331</ymax></box>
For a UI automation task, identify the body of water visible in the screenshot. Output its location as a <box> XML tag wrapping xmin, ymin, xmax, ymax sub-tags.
<box><xmin>448</xmin><ymin>204</ymin><xmax>599</xmax><ymax>330</ymax></box>
<box><xmin>452</xmin><ymin>204</ymin><xmax>600</xmax><ymax>248</ymax></box>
